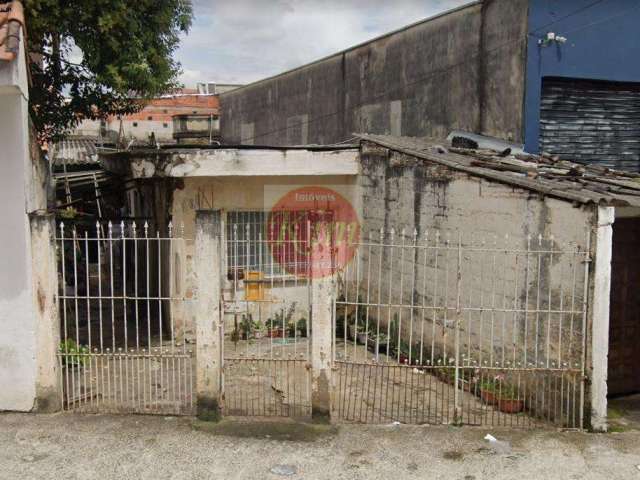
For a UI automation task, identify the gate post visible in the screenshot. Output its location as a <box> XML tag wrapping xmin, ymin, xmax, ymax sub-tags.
<box><xmin>310</xmin><ymin>273</ymin><xmax>335</xmax><ymax>422</ymax></box>
<box><xmin>194</xmin><ymin>210</ymin><xmax>223</xmax><ymax>421</ymax></box>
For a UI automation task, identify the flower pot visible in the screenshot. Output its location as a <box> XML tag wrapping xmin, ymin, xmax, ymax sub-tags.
<box><xmin>480</xmin><ymin>389</ymin><xmax>498</xmax><ymax>406</ymax></box>
<box><xmin>497</xmin><ymin>398</ymin><xmax>524</xmax><ymax>414</ymax></box>
<box><xmin>268</xmin><ymin>328</ymin><xmax>285</xmax><ymax>338</ymax></box>
<box><xmin>356</xmin><ymin>332</ymin><xmax>368</xmax><ymax>345</ymax></box>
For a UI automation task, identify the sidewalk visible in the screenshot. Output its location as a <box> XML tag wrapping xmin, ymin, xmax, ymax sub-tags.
<box><xmin>2</xmin><ymin>413</ymin><xmax>640</xmax><ymax>479</ymax></box>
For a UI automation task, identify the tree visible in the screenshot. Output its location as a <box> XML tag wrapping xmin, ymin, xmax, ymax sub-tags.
<box><xmin>24</xmin><ymin>0</ymin><xmax>193</xmax><ymax>141</ymax></box>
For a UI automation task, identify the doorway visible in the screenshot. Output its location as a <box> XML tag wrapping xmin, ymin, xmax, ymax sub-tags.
<box><xmin>608</xmin><ymin>217</ymin><xmax>640</xmax><ymax>397</ymax></box>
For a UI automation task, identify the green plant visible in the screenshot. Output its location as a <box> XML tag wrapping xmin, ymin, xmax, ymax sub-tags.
<box><xmin>266</xmin><ymin>313</ymin><xmax>284</xmax><ymax>331</ymax></box>
<box><xmin>59</xmin><ymin>339</ymin><xmax>89</xmax><ymax>367</ymax></box>
<box><xmin>239</xmin><ymin>314</ymin><xmax>254</xmax><ymax>340</ymax></box>
<box><xmin>58</xmin><ymin>207</ymin><xmax>78</xmax><ymax>219</ymax></box>
<box><xmin>480</xmin><ymin>374</ymin><xmax>519</xmax><ymax>400</ymax></box>
<box><xmin>286</xmin><ymin>321</ymin><xmax>297</xmax><ymax>338</ymax></box>
<box><xmin>297</xmin><ymin>317</ymin><xmax>308</xmax><ymax>337</ymax></box>
<box><xmin>26</xmin><ymin>0</ymin><xmax>194</xmax><ymax>141</ymax></box>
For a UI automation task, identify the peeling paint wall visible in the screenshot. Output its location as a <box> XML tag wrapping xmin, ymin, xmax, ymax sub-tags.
<box><xmin>221</xmin><ymin>0</ymin><xmax>529</xmax><ymax>145</ymax></box>
<box><xmin>0</xmin><ymin>30</ymin><xmax>59</xmax><ymax>411</ymax></box>
<box><xmin>356</xmin><ymin>143</ymin><xmax>595</xmax><ymax>366</ymax></box>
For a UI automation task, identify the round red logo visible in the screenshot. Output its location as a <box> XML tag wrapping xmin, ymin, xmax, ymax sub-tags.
<box><xmin>267</xmin><ymin>186</ymin><xmax>360</xmax><ymax>278</ymax></box>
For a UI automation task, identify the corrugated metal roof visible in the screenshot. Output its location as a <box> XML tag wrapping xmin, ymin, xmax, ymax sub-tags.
<box><xmin>357</xmin><ymin>134</ymin><xmax>640</xmax><ymax>208</ymax></box>
<box><xmin>50</xmin><ymin>136</ymin><xmax>99</xmax><ymax>167</ymax></box>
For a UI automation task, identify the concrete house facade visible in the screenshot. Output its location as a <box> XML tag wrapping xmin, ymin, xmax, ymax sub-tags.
<box><xmin>98</xmin><ymin>134</ymin><xmax>640</xmax><ymax>429</ymax></box>
<box><xmin>220</xmin><ymin>0</ymin><xmax>640</xmax><ymax>172</ymax></box>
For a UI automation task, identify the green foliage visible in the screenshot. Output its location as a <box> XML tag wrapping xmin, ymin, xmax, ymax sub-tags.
<box><xmin>24</xmin><ymin>0</ymin><xmax>194</xmax><ymax>141</ymax></box>
<box><xmin>480</xmin><ymin>374</ymin><xmax>519</xmax><ymax>400</ymax></box>
<box><xmin>58</xmin><ymin>207</ymin><xmax>78</xmax><ymax>219</ymax></box>
<box><xmin>59</xmin><ymin>339</ymin><xmax>89</xmax><ymax>366</ymax></box>
<box><xmin>239</xmin><ymin>314</ymin><xmax>253</xmax><ymax>340</ymax></box>
<box><xmin>296</xmin><ymin>317</ymin><xmax>307</xmax><ymax>337</ymax></box>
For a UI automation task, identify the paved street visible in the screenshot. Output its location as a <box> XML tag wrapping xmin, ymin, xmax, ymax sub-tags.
<box><xmin>3</xmin><ymin>413</ymin><xmax>640</xmax><ymax>479</ymax></box>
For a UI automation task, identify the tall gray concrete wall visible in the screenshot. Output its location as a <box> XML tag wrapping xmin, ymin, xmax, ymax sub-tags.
<box><xmin>221</xmin><ymin>0</ymin><xmax>529</xmax><ymax>146</ymax></box>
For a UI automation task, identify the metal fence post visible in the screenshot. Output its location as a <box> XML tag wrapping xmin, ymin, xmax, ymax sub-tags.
<box><xmin>194</xmin><ymin>210</ymin><xmax>223</xmax><ymax>421</ymax></box>
<box><xmin>453</xmin><ymin>232</ymin><xmax>462</xmax><ymax>424</ymax></box>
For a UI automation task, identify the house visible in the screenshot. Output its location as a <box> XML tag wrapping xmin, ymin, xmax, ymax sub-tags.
<box><xmin>220</xmin><ymin>0</ymin><xmax>640</xmax><ymax>172</ymax></box>
<box><xmin>97</xmin><ymin>133</ymin><xmax>640</xmax><ymax>429</ymax></box>
<box><xmin>76</xmin><ymin>91</ymin><xmax>221</xmax><ymax>144</ymax></box>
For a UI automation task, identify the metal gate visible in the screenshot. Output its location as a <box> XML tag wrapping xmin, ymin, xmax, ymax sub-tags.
<box><xmin>220</xmin><ymin>211</ymin><xmax>312</xmax><ymax>417</ymax></box>
<box><xmin>56</xmin><ymin>221</ymin><xmax>194</xmax><ymax>414</ymax></box>
<box><xmin>333</xmin><ymin>228</ymin><xmax>590</xmax><ymax>428</ymax></box>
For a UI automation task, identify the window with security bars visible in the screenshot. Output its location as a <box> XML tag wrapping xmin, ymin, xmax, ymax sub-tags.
<box><xmin>226</xmin><ymin>211</ymin><xmax>270</xmax><ymax>278</ymax></box>
<box><xmin>226</xmin><ymin>210</ymin><xmax>333</xmax><ymax>280</ymax></box>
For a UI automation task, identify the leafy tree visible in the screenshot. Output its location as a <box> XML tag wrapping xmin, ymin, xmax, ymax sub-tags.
<box><xmin>24</xmin><ymin>0</ymin><xmax>193</xmax><ymax>141</ymax></box>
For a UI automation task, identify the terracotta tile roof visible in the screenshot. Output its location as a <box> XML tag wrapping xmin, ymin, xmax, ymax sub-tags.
<box><xmin>0</xmin><ymin>1</ymin><xmax>23</xmax><ymax>62</ymax></box>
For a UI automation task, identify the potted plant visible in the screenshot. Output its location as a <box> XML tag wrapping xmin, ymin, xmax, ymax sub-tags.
<box><xmin>296</xmin><ymin>317</ymin><xmax>308</xmax><ymax>338</ymax></box>
<box><xmin>239</xmin><ymin>314</ymin><xmax>253</xmax><ymax>340</ymax></box>
<box><xmin>266</xmin><ymin>315</ymin><xmax>285</xmax><ymax>338</ymax></box>
<box><xmin>286</xmin><ymin>320</ymin><xmax>297</xmax><ymax>338</ymax></box>
<box><xmin>369</xmin><ymin>332</ymin><xmax>389</xmax><ymax>354</ymax></box>
<box><xmin>253</xmin><ymin>320</ymin><xmax>264</xmax><ymax>339</ymax></box>
<box><xmin>355</xmin><ymin>325</ymin><xmax>369</xmax><ymax>345</ymax></box>
<box><xmin>480</xmin><ymin>374</ymin><xmax>524</xmax><ymax>413</ymax></box>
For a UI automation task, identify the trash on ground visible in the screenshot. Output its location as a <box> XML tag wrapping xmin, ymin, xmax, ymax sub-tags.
<box><xmin>270</xmin><ymin>464</ymin><xmax>297</xmax><ymax>476</ymax></box>
<box><xmin>484</xmin><ymin>433</ymin><xmax>512</xmax><ymax>454</ymax></box>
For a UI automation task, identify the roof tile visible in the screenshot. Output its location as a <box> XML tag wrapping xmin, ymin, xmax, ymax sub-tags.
<box><xmin>0</xmin><ymin>1</ymin><xmax>24</xmax><ymax>63</ymax></box>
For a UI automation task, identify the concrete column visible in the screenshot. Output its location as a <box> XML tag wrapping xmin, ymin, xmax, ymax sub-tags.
<box><xmin>590</xmin><ymin>206</ymin><xmax>614</xmax><ymax>432</ymax></box>
<box><xmin>310</xmin><ymin>273</ymin><xmax>335</xmax><ymax>422</ymax></box>
<box><xmin>31</xmin><ymin>214</ymin><xmax>62</xmax><ymax>412</ymax></box>
<box><xmin>194</xmin><ymin>210</ymin><xmax>223</xmax><ymax>420</ymax></box>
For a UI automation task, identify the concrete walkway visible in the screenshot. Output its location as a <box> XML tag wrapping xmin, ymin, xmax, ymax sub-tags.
<box><xmin>2</xmin><ymin>413</ymin><xmax>640</xmax><ymax>479</ymax></box>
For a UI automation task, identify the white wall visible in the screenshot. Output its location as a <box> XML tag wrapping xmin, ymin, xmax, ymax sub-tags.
<box><xmin>0</xmin><ymin>35</ymin><xmax>37</xmax><ymax>411</ymax></box>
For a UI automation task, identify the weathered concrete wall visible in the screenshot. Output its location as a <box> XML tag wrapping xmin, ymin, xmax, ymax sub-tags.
<box><xmin>353</xmin><ymin>141</ymin><xmax>595</xmax><ymax>371</ymax></box>
<box><xmin>0</xmin><ymin>94</ymin><xmax>36</xmax><ymax>411</ymax></box>
<box><xmin>0</xmin><ymin>30</ymin><xmax>60</xmax><ymax>411</ymax></box>
<box><xmin>345</xmin><ymin>141</ymin><xmax>597</xmax><ymax>425</ymax></box>
<box><xmin>221</xmin><ymin>0</ymin><xmax>529</xmax><ymax>146</ymax></box>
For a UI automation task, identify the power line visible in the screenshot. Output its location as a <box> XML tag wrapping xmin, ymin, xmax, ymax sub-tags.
<box><xmin>233</xmin><ymin>0</ymin><xmax>616</xmax><ymax>145</ymax></box>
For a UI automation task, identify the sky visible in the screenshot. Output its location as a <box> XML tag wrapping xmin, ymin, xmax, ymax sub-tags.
<box><xmin>175</xmin><ymin>0</ymin><xmax>469</xmax><ymax>88</ymax></box>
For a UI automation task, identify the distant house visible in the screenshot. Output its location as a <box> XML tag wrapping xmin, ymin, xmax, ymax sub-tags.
<box><xmin>75</xmin><ymin>90</ymin><xmax>221</xmax><ymax>144</ymax></box>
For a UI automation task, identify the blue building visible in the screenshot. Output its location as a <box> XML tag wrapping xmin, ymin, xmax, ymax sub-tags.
<box><xmin>524</xmin><ymin>0</ymin><xmax>640</xmax><ymax>171</ymax></box>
